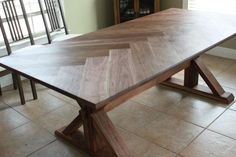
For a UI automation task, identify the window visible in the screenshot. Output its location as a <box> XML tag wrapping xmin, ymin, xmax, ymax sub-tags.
<box><xmin>0</xmin><ymin>0</ymin><xmax>63</xmax><ymax>45</ymax></box>
<box><xmin>187</xmin><ymin>0</ymin><xmax>236</xmax><ymax>14</ymax></box>
<box><xmin>0</xmin><ymin>0</ymin><xmax>45</xmax><ymax>38</ymax></box>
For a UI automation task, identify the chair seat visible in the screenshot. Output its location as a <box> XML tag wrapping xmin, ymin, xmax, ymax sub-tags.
<box><xmin>52</xmin><ymin>34</ymin><xmax>81</xmax><ymax>43</ymax></box>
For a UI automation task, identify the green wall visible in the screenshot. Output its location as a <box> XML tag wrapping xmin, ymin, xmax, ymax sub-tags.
<box><xmin>64</xmin><ymin>0</ymin><xmax>235</xmax><ymax>49</ymax></box>
<box><xmin>64</xmin><ymin>0</ymin><xmax>114</xmax><ymax>34</ymax></box>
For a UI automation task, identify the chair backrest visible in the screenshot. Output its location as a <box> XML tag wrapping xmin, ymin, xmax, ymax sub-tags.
<box><xmin>0</xmin><ymin>15</ymin><xmax>11</xmax><ymax>55</ymax></box>
<box><xmin>0</xmin><ymin>0</ymin><xmax>35</xmax><ymax>54</ymax></box>
<box><xmin>38</xmin><ymin>0</ymin><xmax>68</xmax><ymax>44</ymax></box>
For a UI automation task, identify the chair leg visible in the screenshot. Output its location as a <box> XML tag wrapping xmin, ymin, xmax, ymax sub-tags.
<box><xmin>30</xmin><ymin>80</ymin><xmax>37</xmax><ymax>100</ymax></box>
<box><xmin>0</xmin><ymin>84</ymin><xmax>2</xmax><ymax>96</ymax></box>
<box><xmin>15</xmin><ymin>74</ymin><xmax>25</xmax><ymax>105</ymax></box>
<box><xmin>12</xmin><ymin>73</ymin><xmax>17</xmax><ymax>90</ymax></box>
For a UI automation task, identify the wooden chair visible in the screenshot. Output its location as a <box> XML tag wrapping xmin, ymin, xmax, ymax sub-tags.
<box><xmin>38</xmin><ymin>0</ymin><xmax>79</xmax><ymax>44</ymax></box>
<box><xmin>0</xmin><ymin>0</ymin><xmax>38</xmax><ymax>105</ymax></box>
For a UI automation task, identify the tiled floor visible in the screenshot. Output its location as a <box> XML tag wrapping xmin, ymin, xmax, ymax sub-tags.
<box><xmin>0</xmin><ymin>54</ymin><xmax>236</xmax><ymax>157</ymax></box>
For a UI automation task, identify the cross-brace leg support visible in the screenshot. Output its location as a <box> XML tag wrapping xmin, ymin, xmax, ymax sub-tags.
<box><xmin>162</xmin><ymin>58</ymin><xmax>234</xmax><ymax>104</ymax></box>
<box><xmin>55</xmin><ymin>106</ymin><xmax>133</xmax><ymax>157</ymax></box>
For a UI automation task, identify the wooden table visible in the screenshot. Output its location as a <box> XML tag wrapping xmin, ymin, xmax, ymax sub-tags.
<box><xmin>0</xmin><ymin>9</ymin><xmax>235</xmax><ymax>157</ymax></box>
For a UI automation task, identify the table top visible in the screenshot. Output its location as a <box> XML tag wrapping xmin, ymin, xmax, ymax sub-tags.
<box><xmin>0</xmin><ymin>8</ymin><xmax>236</xmax><ymax>108</ymax></box>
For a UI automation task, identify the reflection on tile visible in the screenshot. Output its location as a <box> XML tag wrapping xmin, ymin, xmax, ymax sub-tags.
<box><xmin>119</xmin><ymin>128</ymin><xmax>176</xmax><ymax>157</ymax></box>
<box><xmin>2</xmin><ymin>89</ymin><xmax>33</xmax><ymax>107</ymax></box>
<box><xmin>0</xmin><ymin>101</ymin><xmax>9</xmax><ymax>110</ymax></box>
<box><xmin>131</xmin><ymin>86</ymin><xmax>185</xmax><ymax>112</ymax></box>
<box><xmin>47</xmin><ymin>89</ymin><xmax>78</xmax><ymax>107</ymax></box>
<box><xmin>165</xmin><ymin>96</ymin><xmax>225</xmax><ymax>127</ymax></box>
<box><xmin>172</xmin><ymin>70</ymin><xmax>184</xmax><ymax>80</ymax></box>
<box><xmin>13</xmin><ymin>92</ymin><xmax>65</xmax><ymax>119</ymax></box>
<box><xmin>200</xmin><ymin>54</ymin><xmax>235</xmax><ymax>76</ymax></box>
<box><xmin>180</xmin><ymin>130</ymin><xmax>236</xmax><ymax>157</ymax></box>
<box><xmin>135</xmin><ymin>113</ymin><xmax>203</xmax><ymax>153</ymax></box>
<box><xmin>217</xmin><ymin>62</ymin><xmax>236</xmax><ymax>89</ymax></box>
<box><xmin>28</xmin><ymin>140</ymin><xmax>89</xmax><ymax>157</ymax></box>
<box><xmin>108</xmin><ymin>100</ymin><xmax>162</xmax><ymax>132</ymax></box>
<box><xmin>0</xmin><ymin>122</ymin><xmax>55</xmax><ymax>157</ymax></box>
<box><xmin>209</xmin><ymin>110</ymin><xmax>236</xmax><ymax>139</ymax></box>
<box><xmin>0</xmin><ymin>108</ymin><xmax>29</xmax><ymax>135</ymax></box>
<box><xmin>36</xmin><ymin>104</ymin><xmax>80</xmax><ymax>134</ymax></box>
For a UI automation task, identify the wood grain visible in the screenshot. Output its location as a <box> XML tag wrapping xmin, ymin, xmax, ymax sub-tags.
<box><xmin>0</xmin><ymin>9</ymin><xmax>235</xmax><ymax>109</ymax></box>
<box><xmin>1</xmin><ymin>9</ymin><xmax>235</xmax><ymax>157</ymax></box>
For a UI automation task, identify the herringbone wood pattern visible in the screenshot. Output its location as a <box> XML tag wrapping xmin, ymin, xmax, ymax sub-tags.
<box><xmin>1</xmin><ymin>9</ymin><xmax>235</xmax><ymax>108</ymax></box>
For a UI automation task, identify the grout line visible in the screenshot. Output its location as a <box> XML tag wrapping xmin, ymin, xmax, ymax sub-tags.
<box><xmin>117</xmin><ymin>126</ymin><xmax>178</xmax><ymax>155</ymax></box>
<box><xmin>131</xmin><ymin>95</ymin><xmax>209</xmax><ymax>129</ymax></box>
<box><xmin>177</xmin><ymin>99</ymin><xmax>233</xmax><ymax>155</ymax></box>
<box><xmin>133</xmin><ymin>103</ymin><xmax>205</xmax><ymax>129</ymax></box>
<box><xmin>25</xmin><ymin>139</ymin><xmax>57</xmax><ymax>157</ymax></box>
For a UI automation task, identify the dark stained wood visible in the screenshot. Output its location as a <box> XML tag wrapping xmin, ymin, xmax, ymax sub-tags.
<box><xmin>62</xmin><ymin>114</ymin><xmax>82</xmax><ymax>135</ymax></box>
<box><xmin>162</xmin><ymin>77</ymin><xmax>234</xmax><ymax>104</ymax></box>
<box><xmin>102</xmin><ymin>59</ymin><xmax>191</xmax><ymax>112</ymax></box>
<box><xmin>55</xmin><ymin>126</ymin><xmax>88</xmax><ymax>152</ymax></box>
<box><xmin>0</xmin><ymin>9</ymin><xmax>236</xmax><ymax>157</ymax></box>
<box><xmin>92</xmin><ymin>110</ymin><xmax>133</xmax><ymax>157</ymax></box>
<box><xmin>12</xmin><ymin>73</ymin><xmax>17</xmax><ymax>90</ymax></box>
<box><xmin>193</xmin><ymin>58</ymin><xmax>225</xmax><ymax>96</ymax></box>
<box><xmin>162</xmin><ymin>57</ymin><xmax>235</xmax><ymax>104</ymax></box>
<box><xmin>30</xmin><ymin>80</ymin><xmax>38</xmax><ymax>100</ymax></box>
<box><xmin>184</xmin><ymin>61</ymin><xmax>199</xmax><ymax>88</ymax></box>
<box><xmin>15</xmin><ymin>73</ymin><xmax>25</xmax><ymax>105</ymax></box>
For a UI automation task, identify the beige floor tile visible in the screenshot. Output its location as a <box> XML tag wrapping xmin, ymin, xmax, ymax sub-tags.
<box><xmin>2</xmin><ymin>89</ymin><xmax>34</xmax><ymax>107</ymax></box>
<box><xmin>0</xmin><ymin>100</ymin><xmax>9</xmax><ymax>110</ymax></box>
<box><xmin>119</xmin><ymin>128</ymin><xmax>176</xmax><ymax>157</ymax></box>
<box><xmin>35</xmin><ymin>104</ymin><xmax>80</xmax><ymax>134</ymax></box>
<box><xmin>28</xmin><ymin>140</ymin><xmax>90</xmax><ymax>157</ymax></box>
<box><xmin>0</xmin><ymin>108</ymin><xmax>29</xmax><ymax>135</ymax></box>
<box><xmin>13</xmin><ymin>92</ymin><xmax>66</xmax><ymax>120</ymax></box>
<box><xmin>22</xmin><ymin>82</ymin><xmax>49</xmax><ymax>93</ymax></box>
<box><xmin>0</xmin><ymin>122</ymin><xmax>55</xmax><ymax>157</ymax></box>
<box><xmin>217</xmin><ymin>62</ymin><xmax>236</xmax><ymax>89</ymax></box>
<box><xmin>49</xmin><ymin>103</ymin><xmax>80</xmax><ymax>119</ymax></box>
<box><xmin>172</xmin><ymin>70</ymin><xmax>184</xmax><ymax>80</ymax></box>
<box><xmin>108</xmin><ymin>100</ymin><xmax>163</xmax><ymax>133</ymax></box>
<box><xmin>135</xmin><ymin>113</ymin><xmax>203</xmax><ymax>153</ymax></box>
<box><xmin>230</xmin><ymin>102</ymin><xmax>236</xmax><ymax>111</ymax></box>
<box><xmin>200</xmin><ymin>54</ymin><xmax>235</xmax><ymax>76</ymax></box>
<box><xmin>180</xmin><ymin>130</ymin><xmax>236</xmax><ymax>157</ymax></box>
<box><xmin>131</xmin><ymin>86</ymin><xmax>185</xmax><ymax>112</ymax></box>
<box><xmin>165</xmin><ymin>96</ymin><xmax>226</xmax><ymax>127</ymax></box>
<box><xmin>226</xmin><ymin>87</ymin><xmax>236</xmax><ymax>110</ymax></box>
<box><xmin>209</xmin><ymin>110</ymin><xmax>236</xmax><ymax>139</ymax></box>
<box><xmin>47</xmin><ymin>89</ymin><xmax>78</xmax><ymax>106</ymax></box>
<box><xmin>217</xmin><ymin>79</ymin><xmax>236</xmax><ymax>91</ymax></box>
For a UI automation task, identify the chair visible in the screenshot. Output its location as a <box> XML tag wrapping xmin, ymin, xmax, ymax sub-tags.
<box><xmin>0</xmin><ymin>0</ymin><xmax>38</xmax><ymax>104</ymax></box>
<box><xmin>38</xmin><ymin>0</ymin><xmax>79</xmax><ymax>44</ymax></box>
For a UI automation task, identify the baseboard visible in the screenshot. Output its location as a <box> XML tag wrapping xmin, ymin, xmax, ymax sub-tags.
<box><xmin>206</xmin><ymin>46</ymin><xmax>236</xmax><ymax>60</ymax></box>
